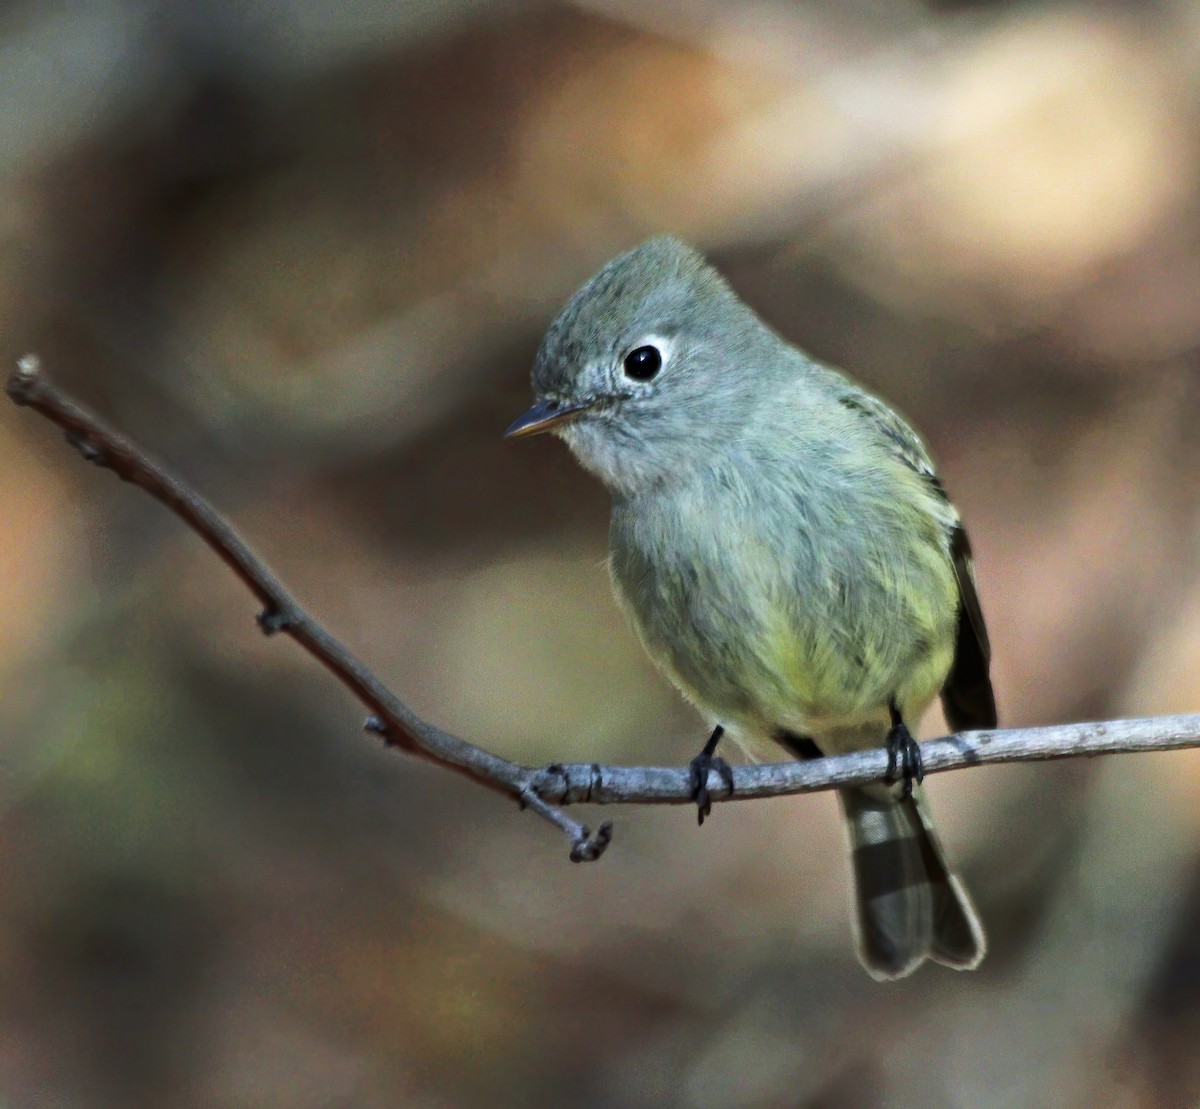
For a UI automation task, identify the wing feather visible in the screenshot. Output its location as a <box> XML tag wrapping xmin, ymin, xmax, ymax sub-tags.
<box><xmin>838</xmin><ymin>389</ymin><xmax>997</xmax><ymax>731</ymax></box>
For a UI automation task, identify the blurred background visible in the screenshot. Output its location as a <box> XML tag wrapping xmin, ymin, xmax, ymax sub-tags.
<box><xmin>3</xmin><ymin>0</ymin><xmax>1200</xmax><ymax>1105</ymax></box>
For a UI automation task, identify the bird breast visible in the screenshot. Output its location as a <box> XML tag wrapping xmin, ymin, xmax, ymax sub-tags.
<box><xmin>606</xmin><ymin>456</ymin><xmax>958</xmax><ymax>747</ymax></box>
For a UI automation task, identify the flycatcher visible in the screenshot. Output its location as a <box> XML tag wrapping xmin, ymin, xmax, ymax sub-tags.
<box><xmin>506</xmin><ymin>236</ymin><xmax>995</xmax><ymax>979</ymax></box>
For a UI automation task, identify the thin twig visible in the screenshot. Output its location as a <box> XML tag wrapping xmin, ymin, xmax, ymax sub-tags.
<box><xmin>7</xmin><ymin>358</ymin><xmax>547</xmax><ymax>830</ymax></box>
<box><xmin>9</xmin><ymin>356</ymin><xmax>1200</xmax><ymax>863</ymax></box>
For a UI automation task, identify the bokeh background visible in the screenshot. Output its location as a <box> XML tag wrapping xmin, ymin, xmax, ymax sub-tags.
<box><xmin>3</xmin><ymin>1</ymin><xmax>1200</xmax><ymax>1105</ymax></box>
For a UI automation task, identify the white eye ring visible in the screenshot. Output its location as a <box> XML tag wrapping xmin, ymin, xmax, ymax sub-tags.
<box><xmin>620</xmin><ymin>335</ymin><xmax>674</xmax><ymax>383</ymax></box>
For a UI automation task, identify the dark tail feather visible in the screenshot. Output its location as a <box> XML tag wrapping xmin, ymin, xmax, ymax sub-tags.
<box><xmin>838</xmin><ymin>785</ymin><xmax>985</xmax><ymax>979</ymax></box>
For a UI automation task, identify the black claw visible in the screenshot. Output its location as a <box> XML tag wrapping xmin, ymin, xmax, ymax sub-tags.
<box><xmin>884</xmin><ymin>702</ymin><xmax>924</xmax><ymax>800</ymax></box>
<box><xmin>688</xmin><ymin>725</ymin><xmax>733</xmax><ymax>825</ymax></box>
<box><xmin>689</xmin><ymin>752</ymin><xmax>734</xmax><ymax>826</ymax></box>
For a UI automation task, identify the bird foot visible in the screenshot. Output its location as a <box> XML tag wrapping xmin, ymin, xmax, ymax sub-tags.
<box><xmin>884</xmin><ymin>720</ymin><xmax>924</xmax><ymax>800</ymax></box>
<box><xmin>689</xmin><ymin>750</ymin><xmax>734</xmax><ymax>826</ymax></box>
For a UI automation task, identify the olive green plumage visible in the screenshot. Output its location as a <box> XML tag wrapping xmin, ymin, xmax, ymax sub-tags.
<box><xmin>511</xmin><ymin>236</ymin><xmax>995</xmax><ymax>979</ymax></box>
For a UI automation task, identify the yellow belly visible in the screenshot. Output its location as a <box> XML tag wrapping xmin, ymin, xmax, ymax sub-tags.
<box><xmin>608</xmin><ymin>448</ymin><xmax>960</xmax><ymax>759</ymax></box>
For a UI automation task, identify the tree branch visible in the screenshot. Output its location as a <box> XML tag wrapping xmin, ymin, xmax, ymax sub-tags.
<box><xmin>9</xmin><ymin>356</ymin><xmax>1200</xmax><ymax>862</ymax></box>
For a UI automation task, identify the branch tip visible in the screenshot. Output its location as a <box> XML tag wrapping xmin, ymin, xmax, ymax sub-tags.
<box><xmin>570</xmin><ymin>821</ymin><xmax>613</xmax><ymax>863</ymax></box>
<box><xmin>518</xmin><ymin>784</ymin><xmax>612</xmax><ymax>861</ymax></box>
<box><xmin>6</xmin><ymin>355</ymin><xmax>42</xmax><ymax>405</ymax></box>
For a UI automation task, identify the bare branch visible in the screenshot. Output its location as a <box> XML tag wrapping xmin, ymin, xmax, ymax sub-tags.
<box><xmin>9</xmin><ymin>356</ymin><xmax>1200</xmax><ymax>862</ymax></box>
<box><xmin>7</xmin><ymin>357</ymin><xmax>552</xmax><ymax>836</ymax></box>
<box><xmin>529</xmin><ymin>714</ymin><xmax>1200</xmax><ymax>805</ymax></box>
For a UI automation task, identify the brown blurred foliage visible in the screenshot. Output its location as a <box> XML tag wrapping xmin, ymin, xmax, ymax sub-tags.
<box><xmin>4</xmin><ymin>1</ymin><xmax>1200</xmax><ymax>1105</ymax></box>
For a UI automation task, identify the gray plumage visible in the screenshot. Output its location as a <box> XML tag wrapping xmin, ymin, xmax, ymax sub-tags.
<box><xmin>511</xmin><ymin>236</ymin><xmax>994</xmax><ymax>979</ymax></box>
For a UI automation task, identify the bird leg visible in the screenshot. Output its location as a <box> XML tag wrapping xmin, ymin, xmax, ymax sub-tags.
<box><xmin>689</xmin><ymin>725</ymin><xmax>734</xmax><ymax>826</ymax></box>
<box><xmin>884</xmin><ymin>699</ymin><xmax>923</xmax><ymax>800</ymax></box>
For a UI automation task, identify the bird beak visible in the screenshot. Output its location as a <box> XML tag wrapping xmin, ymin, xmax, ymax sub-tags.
<box><xmin>504</xmin><ymin>398</ymin><xmax>592</xmax><ymax>439</ymax></box>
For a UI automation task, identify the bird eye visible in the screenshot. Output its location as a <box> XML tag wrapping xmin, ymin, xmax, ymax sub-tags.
<box><xmin>623</xmin><ymin>345</ymin><xmax>662</xmax><ymax>381</ymax></box>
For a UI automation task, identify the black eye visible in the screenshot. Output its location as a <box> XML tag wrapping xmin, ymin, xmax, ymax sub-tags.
<box><xmin>623</xmin><ymin>345</ymin><xmax>662</xmax><ymax>381</ymax></box>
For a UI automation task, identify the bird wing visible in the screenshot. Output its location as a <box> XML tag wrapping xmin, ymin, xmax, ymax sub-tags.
<box><xmin>837</xmin><ymin>388</ymin><xmax>997</xmax><ymax>731</ymax></box>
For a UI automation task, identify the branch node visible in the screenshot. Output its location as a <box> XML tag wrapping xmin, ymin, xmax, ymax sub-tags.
<box><xmin>257</xmin><ymin>607</ymin><xmax>298</xmax><ymax>635</ymax></box>
<box><xmin>570</xmin><ymin>821</ymin><xmax>613</xmax><ymax>864</ymax></box>
<box><xmin>65</xmin><ymin>429</ymin><xmax>110</xmax><ymax>467</ymax></box>
<box><xmin>529</xmin><ymin>762</ymin><xmax>618</xmax><ymax>806</ymax></box>
<box><xmin>363</xmin><ymin>715</ymin><xmax>400</xmax><ymax>747</ymax></box>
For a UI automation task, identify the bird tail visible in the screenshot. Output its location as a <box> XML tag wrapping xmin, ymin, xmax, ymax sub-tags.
<box><xmin>837</xmin><ymin>785</ymin><xmax>985</xmax><ymax>979</ymax></box>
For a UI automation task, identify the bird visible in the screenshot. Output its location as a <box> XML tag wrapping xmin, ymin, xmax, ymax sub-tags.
<box><xmin>505</xmin><ymin>235</ymin><xmax>995</xmax><ymax>979</ymax></box>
